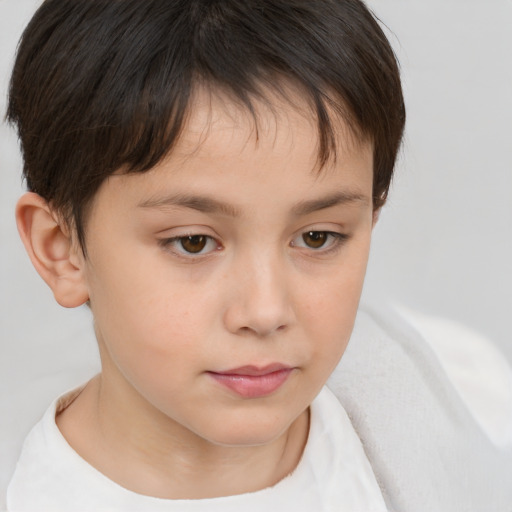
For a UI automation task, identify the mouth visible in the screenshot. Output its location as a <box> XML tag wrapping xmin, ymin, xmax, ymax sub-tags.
<box><xmin>207</xmin><ymin>364</ymin><xmax>294</xmax><ymax>398</ymax></box>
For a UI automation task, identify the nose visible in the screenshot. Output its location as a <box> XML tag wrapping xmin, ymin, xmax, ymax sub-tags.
<box><xmin>223</xmin><ymin>251</ymin><xmax>295</xmax><ymax>338</ymax></box>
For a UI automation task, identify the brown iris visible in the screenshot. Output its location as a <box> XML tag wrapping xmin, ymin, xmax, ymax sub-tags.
<box><xmin>302</xmin><ymin>231</ymin><xmax>328</xmax><ymax>249</ymax></box>
<box><xmin>181</xmin><ymin>235</ymin><xmax>208</xmax><ymax>253</ymax></box>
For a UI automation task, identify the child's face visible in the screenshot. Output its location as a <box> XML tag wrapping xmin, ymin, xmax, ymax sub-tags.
<box><xmin>80</xmin><ymin>90</ymin><xmax>374</xmax><ymax>447</ymax></box>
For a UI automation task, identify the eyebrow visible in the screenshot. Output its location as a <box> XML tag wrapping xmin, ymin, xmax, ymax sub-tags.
<box><xmin>291</xmin><ymin>191</ymin><xmax>369</xmax><ymax>216</ymax></box>
<box><xmin>138</xmin><ymin>191</ymin><xmax>369</xmax><ymax>217</ymax></box>
<box><xmin>138</xmin><ymin>193</ymin><xmax>242</xmax><ymax>217</ymax></box>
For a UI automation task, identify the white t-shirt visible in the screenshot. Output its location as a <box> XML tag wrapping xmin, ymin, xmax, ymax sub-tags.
<box><xmin>6</xmin><ymin>386</ymin><xmax>387</xmax><ymax>512</ymax></box>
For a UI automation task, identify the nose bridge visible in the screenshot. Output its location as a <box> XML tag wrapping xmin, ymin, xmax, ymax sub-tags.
<box><xmin>224</xmin><ymin>244</ymin><xmax>293</xmax><ymax>337</ymax></box>
<box><xmin>248</xmin><ymin>247</ymin><xmax>285</xmax><ymax>302</ymax></box>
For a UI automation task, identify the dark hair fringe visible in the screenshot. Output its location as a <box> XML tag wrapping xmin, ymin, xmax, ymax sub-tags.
<box><xmin>7</xmin><ymin>0</ymin><xmax>405</xmax><ymax>251</ymax></box>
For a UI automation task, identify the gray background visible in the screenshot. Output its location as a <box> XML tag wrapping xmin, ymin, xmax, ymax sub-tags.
<box><xmin>1</xmin><ymin>0</ymin><xmax>511</xmax><ymax>366</ymax></box>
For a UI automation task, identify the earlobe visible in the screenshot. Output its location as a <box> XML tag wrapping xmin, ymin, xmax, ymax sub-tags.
<box><xmin>16</xmin><ymin>192</ymin><xmax>89</xmax><ymax>308</ymax></box>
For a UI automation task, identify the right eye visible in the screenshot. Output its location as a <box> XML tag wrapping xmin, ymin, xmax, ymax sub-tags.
<box><xmin>159</xmin><ymin>235</ymin><xmax>219</xmax><ymax>256</ymax></box>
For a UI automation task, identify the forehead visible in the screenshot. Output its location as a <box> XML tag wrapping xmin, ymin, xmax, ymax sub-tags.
<box><xmin>171</xmin><ymin>85</ymin><xmax>370</xmax><ymax>174</ymax></box>
<box><xmin>99</xmin><ymin>87</ymin><xmax>374</xmax><ymax>216</ymax></box>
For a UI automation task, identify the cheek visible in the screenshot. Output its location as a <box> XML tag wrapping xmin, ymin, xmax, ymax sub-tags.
<box><xmin>300</xmin><ymin>243</ymin><xmax>370</xmax><ymax>359</ymax></box>
<box><xmin>87</xmin><ymin>256</ymin><xmax>213</xmax><ymax>381</ymax></box>
<box><xmin>302</xmin><ymin>284</ymin><xmax>358</xmax><ymax>353</ymax></box>
<box><xmin>91</xmin><ymin>282</ymin><xmax>211</xmax><ymax>414</ymax></box>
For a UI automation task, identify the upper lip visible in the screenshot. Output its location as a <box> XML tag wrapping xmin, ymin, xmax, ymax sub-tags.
<box><xmin>210</xmin><ymin>364</ymin><xmax>292</xmax><ymax>377</ymax></box>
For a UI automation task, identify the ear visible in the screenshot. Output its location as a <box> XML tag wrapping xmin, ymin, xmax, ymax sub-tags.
<box><xmin>16</xmin><ymin>192</ymin><xmax>89</xmax><ymax>308</ymax></box>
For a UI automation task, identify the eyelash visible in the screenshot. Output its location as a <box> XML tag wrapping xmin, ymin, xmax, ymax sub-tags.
<box><xmin>158</xmin><ymin>234</ymin><xmax>220</xmax><ymax>258</ymax></box>
<box><xmin>158</xmin><ymin>231</ymin><xmax>350</xmax><ymax>259</ymax></box>
<box><xmin>290</xmin><ymin>231</ymin><xmax>349</xmax><ymax>255</ymax></box>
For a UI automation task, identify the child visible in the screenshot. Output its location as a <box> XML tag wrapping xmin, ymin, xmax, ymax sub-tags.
<box><xmin>4</xmin><ymin>0</ymin><xmax>511</xmax><ymax>510</ymax></box>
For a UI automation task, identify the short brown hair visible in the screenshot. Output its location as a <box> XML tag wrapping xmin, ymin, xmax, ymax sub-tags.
<box><xmin>7</xmin><ymin>0</ymin><xmax>405</xmax><ymax>251</ymax></box>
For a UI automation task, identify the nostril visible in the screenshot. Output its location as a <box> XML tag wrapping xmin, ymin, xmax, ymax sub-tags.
<box><xmin>223</xmin><ymin>279</ymin><xmax>294</xmax><ymax>337</ymax></box>
<box><xmin>236</xmin><ymin>323</ymin><xmax>287</xmax><ymax>337</ymax></box>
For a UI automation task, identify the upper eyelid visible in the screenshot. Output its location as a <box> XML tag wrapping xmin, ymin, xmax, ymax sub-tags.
<box><xmin>291</xmin><ymin>231</ymin><xmax>348</xmax><ymax>246</ymax></box>
<box><xmin>157</xmin><ymin>226</ymin><xmax>349</xmax><ymax>243</ymax></box>
<box><xmin>156</xmin><ymin>224</ymin><xmax>218</xmax><ymax>236</ymax></box>
<box><xmin>159</xmin><ymin>234</ymin><xmax>220</xmax><ymax>258</ymax></box>
<box><xmin>160</xmin><ymin>234</ymin><xmax>218</xmax><ymax>245</ymax></box>
<box><xmin>158</xmin><ymin>228</ymin><xmax>347</xmax><ymax>242</ymax></box>
<box><xmin>291</xmin><ymin>226</ymin><xmax>348</xmax><ymax>240</ymax></box>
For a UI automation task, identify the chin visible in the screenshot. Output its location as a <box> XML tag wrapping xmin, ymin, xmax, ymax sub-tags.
<box><xmin>200</xmin><ymin>414</ymin><xmax>297</xmax><ymax>448</ymax></box>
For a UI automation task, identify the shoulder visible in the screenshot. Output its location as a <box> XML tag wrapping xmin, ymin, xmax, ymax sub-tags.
<box><xmin>390</xmin><ymin>305</ymin><xmax>512</xmax><ymax>448</ymax></box>
<box><xmin>5</xmin><ymin>387</ymin><xmax>87</xmax><ymax>512</ymax></box>
<box><xmin>331</xmin><ymin>303</ymin><xmax>512</xmax><ymax>447</ymax></box>
<box><xmin>327</xmin><ymin>303</ymin><xmax>512</xmax><ymax>512</ymax></box>
<box><xmin>0</xmin><ymin>324</ymin><xmax>99</xmax><ymax>509</ymax></box>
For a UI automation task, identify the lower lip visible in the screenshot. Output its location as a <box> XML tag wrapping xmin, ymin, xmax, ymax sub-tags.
<box><xmin>208</xmin><ymin>369</ymin><xmax>293</xmax><ymax>398</ymax></box>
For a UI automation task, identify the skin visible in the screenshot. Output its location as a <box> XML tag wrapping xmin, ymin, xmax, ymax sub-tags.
<box><xmin>17</xmin><ymin>89</ymin><xmax>375</xmax><ymax>499</ymax></box>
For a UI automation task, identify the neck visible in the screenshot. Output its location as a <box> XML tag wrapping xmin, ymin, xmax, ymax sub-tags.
<box><xmin>56</xmin><ymin>374</ymin><xmax>310</xmax><ymax>499</ymax></box>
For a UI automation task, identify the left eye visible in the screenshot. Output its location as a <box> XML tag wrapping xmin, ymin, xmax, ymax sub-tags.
<box><xmin>291</xmin><ymin>231</ymin><xmax>346</xmax><ymax>250</ymax></box>
<box><xmin>160</xmin><ymin>235</ymin><xmax>218</xmax><ymax>255</ymax></box>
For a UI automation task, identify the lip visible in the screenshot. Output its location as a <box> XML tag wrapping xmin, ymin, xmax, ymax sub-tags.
<box><xmin>207</xmin><ymin>364</ymin><xmax>294</xmax><ymax>398</ymax></box>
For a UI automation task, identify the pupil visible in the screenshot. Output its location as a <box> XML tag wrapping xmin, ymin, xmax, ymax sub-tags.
<box><xmin>304</xmin><ymin>231</ymin><xmax>327</xmax><ymax>248</ymax></box>
<box><xmin>181</xmin><ymin>235</ymin><xmax>207</xmax><ymax>253</ymax></box>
